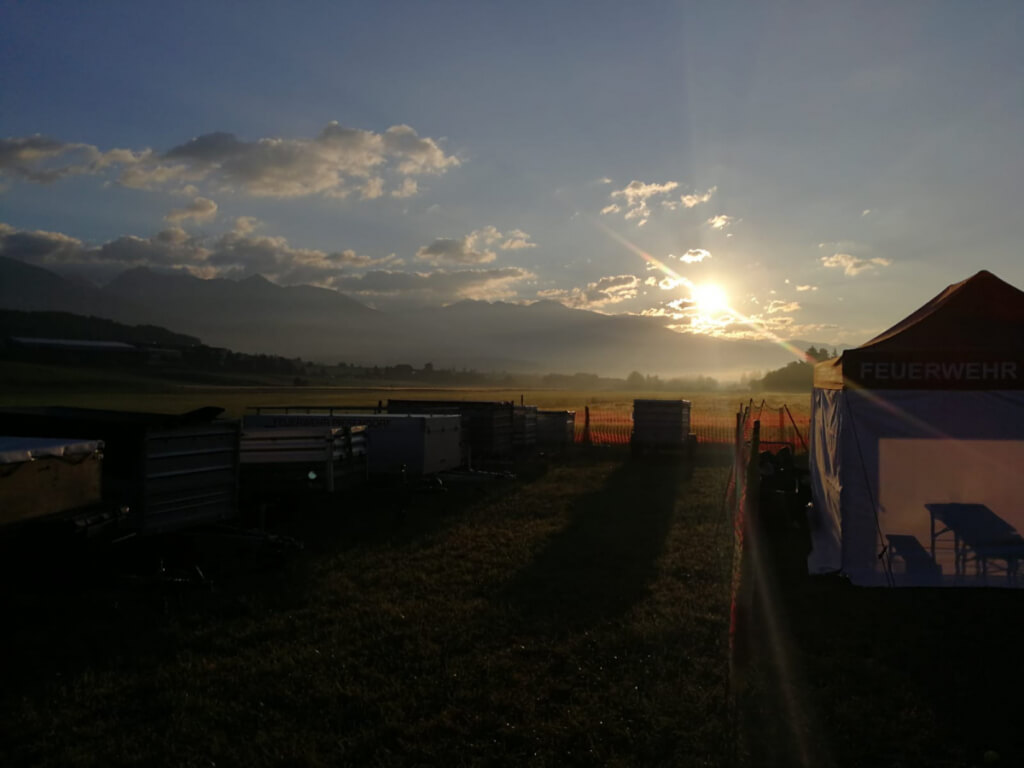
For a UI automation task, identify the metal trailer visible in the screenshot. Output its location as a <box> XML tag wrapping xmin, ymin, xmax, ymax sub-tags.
<box><xmin>0</xmin><ymin>437</ymin><xmax>104</xmax><ymax>529</ymax></box>
<box><xmin>630</xmin><ymin>399</ymin><xmax>694</xmax><ymax>456</ymax></box>
<box><xmin>512</xmin><ymin>406</ymin><xmax>538</xmax><ymax>452</ymax></box>
<box><xmin>386</xmin><ymin>400</ymin><xmax>514</xmax><ymax>465</ymax></box>
<box><xmin>242</xmin><ymin>411</ymin><xmax>461</xmax><ymax>476</ymax></box>
<box><xmin>363</xmin><ymin>416</ymin><xmax>461</xmax><ymax>476</ymax></box>
<box><xmin>0</xmin><ymin>407</ymin><xmax>239</xmax><ymax>534</ymax></box>
<box><xmin>536</xmin><ymin>410</ymin><xmax>576</xmax><ymax>449</ymax></box>
<box><xmin>239</xmin><ymin>423</ymin><xmax>367</xmax><ymax>493</ymax></box>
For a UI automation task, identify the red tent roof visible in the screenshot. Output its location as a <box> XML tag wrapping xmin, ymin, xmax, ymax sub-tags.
<box><xmin>859</xmin><ymin>270</ymin><xmax>1024</xmax><ymax>351</ymax></box>
<box><xmin>814</xmin><ymin>270</ymin><xmax>1024</xmax><ymax>390</ymax></box>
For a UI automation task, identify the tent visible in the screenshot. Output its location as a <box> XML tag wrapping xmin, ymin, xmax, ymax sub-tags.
<box><xmin>808</xmin><ymin>270</ymin><xmax>1024</xmax><ymax>587</ymax></box>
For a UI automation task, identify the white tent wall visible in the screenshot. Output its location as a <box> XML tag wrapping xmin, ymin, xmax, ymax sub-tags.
<box><xmin>809</xmin><ymin>388</ymin><xmax>1024</xmax><ymax>586</ymax></box>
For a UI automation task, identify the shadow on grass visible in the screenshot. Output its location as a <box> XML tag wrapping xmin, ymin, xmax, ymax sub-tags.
<box><xmin>501</xmin><ymin>455</ymin><xmax>689</xmax><ymax>632</ymax></box>
<box><xmin>0</xmin><ymin>472</ymin><xmax>514</xmax><ymax>703</ymax></box>
<box><xmin>742</xmin><ymin>560</ymin><xmax>1024</xmax><ymax>767</ymax></box>
<box><xmin>796</xmin><ymin>585</ymin><xmax>1024</xmax><ymax>766</ymax></box>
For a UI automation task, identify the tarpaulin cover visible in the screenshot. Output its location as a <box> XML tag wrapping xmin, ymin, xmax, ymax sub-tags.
<box><xmin>0</xmin><ymin>437</ymin><xmax>103</xmax><ymax>465</ymax></box>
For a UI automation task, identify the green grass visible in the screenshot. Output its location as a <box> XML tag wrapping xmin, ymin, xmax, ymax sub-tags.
<box><xmin>0</xmin><ymin>452</ymin><xmax>735</xmax><ymax>767</ymax></box>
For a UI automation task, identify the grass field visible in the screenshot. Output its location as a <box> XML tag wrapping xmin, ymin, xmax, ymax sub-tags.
<box><xmin>1</xmin><ymin>452</ymin><xmax>736</xmax><ymax>767</ymax></box>
<box><xmin>3</xmin><ymin>437</ymin><xmax>1023</xmax><ymax>766</ymax></box>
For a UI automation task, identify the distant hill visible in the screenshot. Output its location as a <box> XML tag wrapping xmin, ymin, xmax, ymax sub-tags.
<box><xmin>0</xmin><ymin>258</ymin><xmax>808</xmax><ymax>378</ymax></box>
<box><xmin>100</xmin><ymin>267</ymin><xmax>379</xmax><ymax>353</ymax></box>
<box><xmin>0</xmin><ymin>309</ymin><xmax>201</xmax><ymax>347</ymax></box>
<box><xmin>0</xmin><ymin>256</ymin><xmax>109</xmax><ymax>317</ymax></box>
<box><xmin>0</xmin><ymin>256</ymin><xmax>149</xmax><ymax>325</ymax></box>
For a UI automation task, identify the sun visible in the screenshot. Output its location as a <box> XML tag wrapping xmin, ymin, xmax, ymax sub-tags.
<box><xmin>691</xmin><ymin>282</ymin><xmax>730</xmax><ymax>315</ymax></box>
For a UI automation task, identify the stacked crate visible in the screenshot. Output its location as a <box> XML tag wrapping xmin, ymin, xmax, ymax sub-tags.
<box><xmin>242</xmin><ymin>411</ymin><xmax>460</xmax><ymax>477</ymax></box>
<box><xmin>240</xmin><ymin>418</ymin><xmax>367</xmax><ymax>493</ymax></box>
<box><xmin>631</xmin><ymin>399</ymin><xmax>693</xmax><ymax>455</ymax></box>
<box><xmin>536</xmin><ymin>410</ymin><xmax>576</xmax><ymax>449</ymax></box>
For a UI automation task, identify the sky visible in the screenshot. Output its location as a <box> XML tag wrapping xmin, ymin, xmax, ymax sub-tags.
<box><xmin>2</xmin><ymin>1</ymin><xmax>1023</xmax><ymax>346</ymax></box>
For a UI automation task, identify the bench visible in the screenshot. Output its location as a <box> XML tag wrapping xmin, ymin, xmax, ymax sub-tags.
<box><xmin>886</xmin><ymin>534</ymin><xmax>942</xmax><ymax>584</ymax></box>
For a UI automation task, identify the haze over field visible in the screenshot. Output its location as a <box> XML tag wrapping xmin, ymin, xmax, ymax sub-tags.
<box><xmin>2</xmin><ymin>2</ymin><xmax>1022</xmax><ymax>370</ymax></box>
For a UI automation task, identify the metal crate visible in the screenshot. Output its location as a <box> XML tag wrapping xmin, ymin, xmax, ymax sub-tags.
<box><xmin>386</xmin><ymin>400</ymin><xmax>514</xmax><ymax>463</ymax></box>
<box><xmin>0</xmin><ymin>407</ymin><xmax>239</xmax><ymax>534</ymax></box>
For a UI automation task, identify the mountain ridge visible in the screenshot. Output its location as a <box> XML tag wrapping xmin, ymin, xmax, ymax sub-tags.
<box><xmin>1</xmin><ymin>258</ymin><xmax>807</xmax><ymax>378</ymax></box>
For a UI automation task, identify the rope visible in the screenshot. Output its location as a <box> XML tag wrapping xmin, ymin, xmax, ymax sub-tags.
<box><xmin>783</xmin><ymin>404</ymin><xmax>809</xmax><ymax>453</ymax></box>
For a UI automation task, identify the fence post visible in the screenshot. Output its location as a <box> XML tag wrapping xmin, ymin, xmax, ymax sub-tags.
<box><xmin>734</xmin><ymin>408</ymin><xmax>743</xmax><ymax>518</ymax></box>
<box><xmin>582</xmin><ymin>405</ymin><xmax>592</xmax><ymax>445</ymax></box>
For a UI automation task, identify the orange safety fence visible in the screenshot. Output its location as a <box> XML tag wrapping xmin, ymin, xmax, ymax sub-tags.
<box><xmin>574</xmin><ymin>403</ymin><xmax>809</xmax><ymax>450</ymax></box>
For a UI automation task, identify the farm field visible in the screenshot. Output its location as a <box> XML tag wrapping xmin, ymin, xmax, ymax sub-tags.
<box><xmin>0</xmin><ymin>376</ymin><xmax>811</xmax><ymax>448</ymax></box>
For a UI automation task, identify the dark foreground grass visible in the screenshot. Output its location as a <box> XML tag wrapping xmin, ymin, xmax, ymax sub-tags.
<box><xmin>0</xmin><ymin>451</ymin><xmax>734</xmax><ymax>767</ymax></box>
<box><xmin>738</xmin><ymin>528</ymin><xmax>1024</xmax><ymax>768</ymax></box>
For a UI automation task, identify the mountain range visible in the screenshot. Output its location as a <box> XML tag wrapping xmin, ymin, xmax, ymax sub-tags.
<box><xmin>0</xmin><ymin>256</ymin><xmax>808</xmax><ymax>378</ymax></box>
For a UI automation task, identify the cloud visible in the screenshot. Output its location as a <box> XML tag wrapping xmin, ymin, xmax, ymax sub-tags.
<box><xmin>1</xmin><ymin>122</ymin><xmax>460</xmax><ymax>200</ymax></box>
<box><xmin>118</xmin><ymin>156</ymin><xmax>204</xmax><ymax>190</ymax></box>
<box><xmin>0</xmin><ymin>220</ymin><xmax>542</xmax><ymax>310</ymax></box>
<box><xmin>640</xmin><ymin>297</ymin><xmax>695</xmax><ymax>321</ymax></box>
<box><xmin>0</xmin><ymin>221</ymin><xmax>211</xmax><ymax>283</ymax></box>
<box><xmin>767</xmin><ymin>300</ymin><xmax>801</xmax><ymax>314</ymax></box>
<box><xmin>0</xmin><ymin>135</ymin><xmax>146</xmax><ymax>184</ymax></box>
<box><xmin>0</xmin><ymin>219</ymin><xmax>401</xmax><ymax>287</ymax></box>
<box><xmin>391</xmin><ymin>178</ymin><xmax>418</xmax><ymax>198</ymax></box>
<box><xmin>537</xmin><ymin>274</ymin><xmax>640</xmax><ymax>309</ymax></box>
<box><xmin>641</xmin><ymin>293</ymin><xmax>829</xmax><ymax>341</ymax></box>
<box><xmin>707</xmin><ymin>214</ymin><xmax>735</xmax><ymax>230</ymax></box>
<box><xmin>861</xmin><ymin>209</ymin><xmax>872</xmax><ymax>217</ymax></box>
<box><xmin>821</xmin><ymin>253</ymin><xmax>892</xmax><ymax>276</ymax></box>
<box><xmin>680</xmin><ymin>186</ymin><xmax>716</xmax><ymax>208</ymax></box>
<box><xmin>672</xmin><ymin>248</ymin><xmax>712</xmax><ymax>264</ymax></box>
<box><xmin>360</xmin><ymin>177</ymin><xmax>385</xmax><ymax>200</ymax></box>
<box><xmin>233</xmin><ymin>216</ymin><xmax>261</xmax><ymax>235</ymax></box>
<box><xmin>500</xmin><ymin>228</ymin><xmax>537</xmax><ymax>250</ymax></box>
<box><xmin>416</xmin><ymin>226</ymin><xmax>536</xmax><ymax>265</ymax></box>
<box><xmin>604</xmin><ymin>180</ymin><xmax>679</xmax><ymax>225</ymax></box>
<box><xmin>206</xmin><ymin>227</ymin><xmax>404</xmax><ymax>285</ymax></box>
<box><xmin>0</xmin><ymin>222</ymin><xmax>89</xmax><ymax>262</ymax></box>
<box><xmin>331</xmin><ymin>267</ymin><xmax>534</xmax><ymax>307</ymax></box>
<box><xmin>601</xmin><ymin>180</ymin><xmax>717</xmax><ymax>225</ymax></box>
<box><xmin>165</xmin><ymin>196</ymin><xmax>218</xmax><ymax>223</ymax></box>
<box><xmin>417</xmin><ymin>237</ymin><xmax>495</xmax><ymax>266</ymax></box>
<box><xmin>795</xmin><ymin>284</ymin><xmax>818</xmax><ymax>292</ymax></box>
